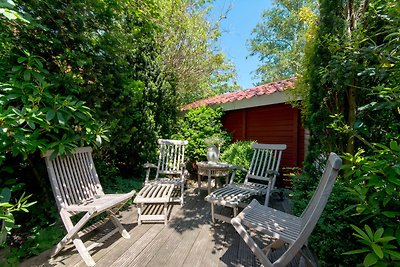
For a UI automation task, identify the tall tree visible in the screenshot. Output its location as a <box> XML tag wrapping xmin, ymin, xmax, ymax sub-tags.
<box><xmin>294</xmin><ymin>0</ymin><xmax>400</xmax><ymax>265</ymax></box>
<box><xmin>248</xmin><ymin>0</ymin><xmax>316</xmax><ymax>84</ymax></box>
<box><xmin>151</xmin><ymin>0</ymin><xmax>239</xmax><ymax>103</ymax></box>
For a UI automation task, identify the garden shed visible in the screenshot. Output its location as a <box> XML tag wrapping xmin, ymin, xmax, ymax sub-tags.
<box><xmin>183</xmin><ymin>78</ymin><xmax>307</xmax><ymax>169</ymax></box>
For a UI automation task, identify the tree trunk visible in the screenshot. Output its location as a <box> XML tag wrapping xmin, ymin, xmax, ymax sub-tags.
<box><xmin>345</xmin><ymin>0</ymin><xmax>357</xmax><ymax>155</ymax></box>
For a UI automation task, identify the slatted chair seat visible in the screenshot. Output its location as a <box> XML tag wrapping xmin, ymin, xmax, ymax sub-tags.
<box><xmin>66</xmin><ymin>193</ymin><xmax>134</xmax><ymax>212</ymax></box>
<box><xmin>207</xmin><ymin>182</ymin><xmax>269</xmax><ymax>207</ymax></box>
<box><xmin>231</xmin><ymin>153</ymin><xmax>342</xmax><ymax>267</ymax></box>
<box><xmin>205</xmin><ymin>144</ymin><xmax>287</xmax><ymax>223</ymax></box>
<box><xmin>134</xmin><ymin>183</ymin><xmax>175</xmax><ymax>225</ymax></box>
<box><xmin>43</xmin><ymin>147</ymin><xmax>135</xmax><ymax>267</ymax></box>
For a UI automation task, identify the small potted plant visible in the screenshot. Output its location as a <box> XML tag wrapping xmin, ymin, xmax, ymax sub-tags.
<box><xmin>204</xmin><ymin>136</ymin><xmax>224</xmax><ymax>163</ymax></box>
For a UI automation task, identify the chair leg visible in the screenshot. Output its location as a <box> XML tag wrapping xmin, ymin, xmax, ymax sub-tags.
<box><xmin>298</xmin><ymin>247</ymin><xmax>317</xmax><ymax>267</ymax></box>
<box><xmin>107</xmin><ymin>211</ymin><xmax>130</xmax><ymax>239</ymax></box>
<box><xmin>180</xmin><ymin>183</ymin><xmax>184</xmax><ymax>206</ymax></box>
<box><xmin>54</xmin><ymin>211</ymin><xmax>96</xmax><ymax>266</ymax></box>
<box><xmin>137</xmin><ymin>204</ymin><xmax>143</xmax><ymax>226</ymax></box>
<box><xmin>231</xmin><ymin>217</ymin><xmax>273</xmax><ymax>267</ymax></box>
<box><xmin>197</xmin><ymin>173</ymin><xmax>201</xmax><ymax>195</ymax></box>
<box><xmin>211</xmin><ymin>203</ymin><xmax>215</xmax><ymax>223</ymax></box>
<box><xmin>164</xmin><ymin>202</ymin><xmax>168</xmax><ymax>225</ymax></box>
<box><xmin>73</xmin><ymin>237</ymin><xmax>96</xmax><ymax>266</ymax></box>
<box><xmin>233</xmin><ymin>206</ymin><xmax>238</xmax><ymax>217</ymax></box>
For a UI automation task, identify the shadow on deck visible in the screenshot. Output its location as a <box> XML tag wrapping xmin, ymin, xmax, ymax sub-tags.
<box><xmin>21</xmin><ymin>185</ymin><xmax>316</xmax><ymax>267</ymax></box>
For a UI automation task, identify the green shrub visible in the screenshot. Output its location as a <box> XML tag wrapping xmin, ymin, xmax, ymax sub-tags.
<box><xmin>220</xmin><ymin>140</ymin><xmax>255</xmax><ymax>183</ymax></box>
<box><xmin>292</xmin><ymin>172</ymin><xmax>361</xmax><ymax>266</ymax></box>
<box><xmin>173</xmin><ymin>105</ymin><xmax>231</xmax><ymax>163</ymax></box>
<box><xmin>341</xmin><ymin>143</ymin><xmax>400</xmax><ymax>266</ymax></box>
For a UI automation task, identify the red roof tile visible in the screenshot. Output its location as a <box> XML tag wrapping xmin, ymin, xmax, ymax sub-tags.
<box><xmin>182</xmin><ymin>78</ymin><xmax>295</xmax><ymax>111</ymax></box>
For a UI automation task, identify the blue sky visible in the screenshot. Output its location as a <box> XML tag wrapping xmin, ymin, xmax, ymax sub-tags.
<box><xmin>212</xmin><ymin>0</ymin><xmax>273</xmax><ymax>89</ymax></box>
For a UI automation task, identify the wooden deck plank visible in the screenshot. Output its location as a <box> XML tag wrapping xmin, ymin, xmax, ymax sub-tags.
<box><xmin>183</xmin><ymin>223</ymin><xmax>212</xmax><ymax>266</ymax></box>
<box><xmin>128</xmin><ymin>225</ymin><xmax>176</xmax><ymax>266</ymax></box>
<box><xmin>19</xmin><ymin>186</ymin><xmax>318</xmax><ymax>267</ymax></box>
<box><xmin>81</xmin><ymin>223</ymin><xmax>153</xmax><ymax>267</ymax></box>
<box><xmin>145</xmin><ymin>200</ymin><xmax>203</xmax><ymax>266</ymax></box>
<box><xmin>109</xmin><ymin>224</ymin><xmax>164</xmax><ymax>267</ymax></box>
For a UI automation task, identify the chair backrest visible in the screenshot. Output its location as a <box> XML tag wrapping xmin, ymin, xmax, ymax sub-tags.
<box><xmin>43</xmin><ymin>147</ymin><xmax>104</xmax><ymax>211</ymax></box>
<box><xmin>277</xmin><ymin>152</ymin><xmax>342</xmax><ymax>267</ymax></box>
<box><xmin>245</xmin><ymin>143</ymin><xmax>287</xmax><ymax>188</ymax></box>
<box><xmin>156</xmin><ymin>139</ymin><xmax>188</xmax><ymax>179</ymax></box>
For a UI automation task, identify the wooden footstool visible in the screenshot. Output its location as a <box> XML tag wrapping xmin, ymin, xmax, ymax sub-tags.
<box><xmin>134</xmin><ymin>183</ymin><xmax>175</xmax><ymax>225</ymax></box>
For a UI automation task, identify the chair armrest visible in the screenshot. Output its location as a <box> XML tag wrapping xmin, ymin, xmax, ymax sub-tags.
<box><xmin>229</xmin><ymin>165</ymin><xmax>248</xmax><ymax>172</ymax></box>
<box><xmin>144</xmin><ymin>162</ymin><xmax>158</xmax><ymax>182</ymax></box>
<box><xmin>144</xmin><ymin>163</ymin><xmax>157</xmax><ymax>169</ymax></box>
<box><xmin>228</xmin><ymin>165</ymin><xmax>248</xmax><ymax>184</ymax></box>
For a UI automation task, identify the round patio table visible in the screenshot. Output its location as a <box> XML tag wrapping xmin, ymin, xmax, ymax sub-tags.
<box><xmin>197</xmin><ymin>161</ymin><xmax>230</xmax><ymax>194</ymax></box>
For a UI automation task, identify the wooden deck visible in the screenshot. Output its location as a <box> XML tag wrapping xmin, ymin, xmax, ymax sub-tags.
<box><xmin>21</xmin><ymin>185</ymin><xmax>316</xmax><ymax>267</ymax></box>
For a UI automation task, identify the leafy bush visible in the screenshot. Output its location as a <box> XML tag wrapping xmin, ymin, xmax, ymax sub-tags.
<box><xmin>292</xmin><ymin>172</ymin><xmax>361</xmax><ymax>266</ymax></box>
<box><xmin>341</xmin><ymin>143</ymin><xmax>400</xmax><ymax>266</ymax></box>
<box><xmin>3</xmin><ymin>225</ymin><xmax>65</xmax><ymax>266</ymax></box>
<box><xmin>173</xmin><ymin>105</ymin><xmax>231</xmax><ymax>163</ymax></box>
<box><xmin>220</xmin><ymin>140</ymin><xmax>255</xmax><ymax>183</ymax></box>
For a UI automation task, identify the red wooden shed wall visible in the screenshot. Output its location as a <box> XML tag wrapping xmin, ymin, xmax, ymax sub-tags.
<box><xmin>222</xmin><ymin>103</ymin><xmax>305</xmax><ymax>168</ymax></box>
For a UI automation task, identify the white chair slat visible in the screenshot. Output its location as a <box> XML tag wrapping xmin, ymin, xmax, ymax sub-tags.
<box><xmin>73</xmin><ymin>153</ymin><xmax>92</xmax><ymax>200</ymax></box>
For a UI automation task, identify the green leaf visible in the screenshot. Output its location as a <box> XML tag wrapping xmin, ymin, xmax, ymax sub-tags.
<box><xmin>382</xmin><ymin>211</ymin><xmax>400</xmax><ymax>218</ymax></box>
<box><xmin>0</xmin><ymin>188</ymin><xmax>11</xmax><ymax>203</ymax></box>
<box><xmin>386</xmin><ymin>249</ymin><xmax>400</xmax><ymax>259</ymax></box>
<box><xmin>46</xmin><ymin>109</ymin><xmax>56</xmax><ymax>121</ymax></box>
<box><xmin>23</xmin><ymin>70</ymin><xmax>31</xmax><ymax>81</ymax></box>
<box><xmin>343</xmin><ymin>248</ymin><xmax>369</xmax><ymax>255</ymax></box>
<box><xmin>364</xmin><ymin>253</ymin><xmax>378</xmax><ymax>267</ymax></box>
<box><xmin>17</xmin><ymin>57</ymin><xmax>27</xmax><ymax>63</ymax></box>
<box><xmin>387</xmin><ymin>175</ymin><xmax>400</xmax><ymax>186</ymax></box>
<box><xmin>371</xmin><ymin>243</ymin><xmax>383</xmax><ymax>259</ymax></box>
<box><xmin>373</xmin><ymin>228</ymin><xmax>384</xmax><ymax>240</ymax></box>
<box><xmin>57</xmin><ymin>112</ymin><xmax>65</xmax><ymax>125</ymax></box>
<box><xmin>351</xmin><ymin>224</ymin><xmax>370</xmax><ymax>241</ymax></box>
<box><xmin>376</xmin><ymin>236</ymin><xmax>395</xmax><ymax>243</ymax></box>
<box><xmin>364</xmin><ymin>225</ymin><xmax>374</xmax><ymax>241</ymax></box>
<box><xmin>389</xmin><ymin>141</ymin><xmax>400</xmax><ymax>151</ymax></box>
<box><xmin>27</xmin><ymin>120</ymin><xmax>35</xmax><ymax>130</ymax></box>
<box><xmin>11</xmin><ymin>65</ymin><xmax>22</xmax><ymax>72</ymax></box>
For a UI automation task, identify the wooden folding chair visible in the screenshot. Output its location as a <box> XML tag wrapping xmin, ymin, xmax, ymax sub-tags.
<box><xmin>205</xmin><ymin>143</ymin><xmax>286</xmax><ymax>223</ymax></box>
<box><xmin>144</xmin><ymin>139</ymin><xmax>188</xmax><ymax>206</ymax></box>
<box><xmin>231</xmin><ymin>153</ymin><xmax>342</xmax><ymax>267</ymax></box>
<box><xmin>43</xmin><ymin>147</ymin><xmax>135</xmax><ymax>266</ymax></box>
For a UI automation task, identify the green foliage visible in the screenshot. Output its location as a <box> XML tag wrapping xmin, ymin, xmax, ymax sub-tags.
<box><xmin>173</xmin><ymin>105</ymin><xmax>231</xmax><ymax>162</ymax></box>
<box><xmin>153</xmin><ymin>0</ymin><xmax>239</xmax><ymax>103</ymax></box>
<box><xmin>292</xmin><ymin>173</ymin><xmax>361</xmax><ymax>266</ymax></box>
<box><xmin>293</xmin><ymin>0</ymin><xmax>400</xmax><ymax>265</ymax></box>
<box><xmin>340</xmin><ymin>143</ymin><xmax>400</xmax><ymax>266</ymax></box>
<box><xmin>344</xmin><ymin>224</ymin><xmax>400</xmax><ymax>267</ymax></box>
<box><xmin>0</xmin><ymin>52</ymin><xmax>108</xmax><ymax>158</ymax></box>
<box><xmin>248</xmin><ymin>0</ymin><xmax>317</xmax><ymax>84</ymax></box>
<box><xmin>0</xmin><ymin>186</ymin><xmax>35</xmax><ymax>247</ymax></box>
<box><xmin>220</xmin><ymin>140</ymin><xmax>255</xmax><ymax>183</ymax></box>
<box><xmin>3</xmin><ymin>224</ymin><xmax>65</xmax><ymax>266</ymax></box>
<box><xmin>0</xmin><ymin>0</ymin><xmax>30</xmax><ymax>23</ymax></box>
<box><xmin>204</xmin><ymin>135</ymin><xmax>225</xmax><ymax>148</ymax></box>
<box><xmin>0</xmin><ymin>0</ymin><xmax>238</xmax><ymax>264</ymax></box>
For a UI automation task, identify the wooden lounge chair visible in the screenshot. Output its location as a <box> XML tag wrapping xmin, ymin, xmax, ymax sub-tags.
<box><xmin>205</xmin><ymin>143</ymin><xmax>286</xmax><ymax>223</ymax></box>
<box><xmin>144</xmin><ymin>139</ymin><xmax>188</xmax><ymax>206</ymax></box>
<box><xmin>43</xmin><ymin>147</ymin><xmax>135</xmax><ymax>266</ymax></box>
<box><xmin>231</xmin><ymin>152</ymin><xmax>342</xmax><ymax>267</ymax></box>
